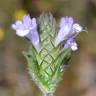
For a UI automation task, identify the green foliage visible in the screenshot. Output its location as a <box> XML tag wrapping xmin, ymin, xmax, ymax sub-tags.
<box><xmin>23</xmin><ymin>13</ymin><xmax>72</xmax><ymax>94</ymax></box>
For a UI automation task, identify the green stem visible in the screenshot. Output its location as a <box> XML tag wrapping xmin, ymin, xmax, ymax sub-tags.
<box><xmin>42</xmin><ymin>92</ymin><xmax>54</xmax><ymax>96</ymax></box>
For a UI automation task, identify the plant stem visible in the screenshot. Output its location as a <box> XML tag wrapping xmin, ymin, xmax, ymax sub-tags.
<box><xmin>42</xmin><ymin>92</ymin><xmax>54</xmax><ymax>96</ymax></box>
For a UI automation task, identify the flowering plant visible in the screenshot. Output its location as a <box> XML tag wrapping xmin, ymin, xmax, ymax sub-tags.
<box><xmin>12</xmin><ymin>13</ymin><xmax>85</xmax><ymax>96</ymax></box>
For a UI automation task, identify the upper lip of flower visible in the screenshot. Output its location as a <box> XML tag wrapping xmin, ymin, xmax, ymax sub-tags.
<box><xmin>11</xmin><ymin>15</ymin><xmax>38</xmax><ymax>36</ymax></box>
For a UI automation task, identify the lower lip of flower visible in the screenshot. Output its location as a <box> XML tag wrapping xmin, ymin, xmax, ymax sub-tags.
<box><xmin>16</xmin><ymin>29</ymin><xmax>29</xmax><ymax>37</ymax></box>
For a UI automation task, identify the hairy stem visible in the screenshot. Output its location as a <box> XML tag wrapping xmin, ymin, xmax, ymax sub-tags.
<box><xmin>42</xmin><ymin>92</ymin><xmax>54</xmax><ymax>96</ymax></box>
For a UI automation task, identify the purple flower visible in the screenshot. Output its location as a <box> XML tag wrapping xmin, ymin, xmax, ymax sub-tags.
<box><xmin>55</xmin><ymin>17</ymin><xmax>83</xmax><ymax>46</ymax></box>
<box><xmin>12</xmin><ymin>15</ymin><xmax>40</xmax><ymax>49</ymax></box>
<box><xmin>64</xmin><ymin>36</ymin><xmax>78</xmax><ymax>51</ymax></box>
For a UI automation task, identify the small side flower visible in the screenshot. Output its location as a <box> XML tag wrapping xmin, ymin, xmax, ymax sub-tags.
<box><xmin>64</xmin><ymin>36</ymin><xmax>78</xmax><ymax>51</ymax></box>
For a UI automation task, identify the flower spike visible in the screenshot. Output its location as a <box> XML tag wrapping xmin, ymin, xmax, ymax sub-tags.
<box><xmin>12</xmin><ymin>13</ymin><xmax>86</xmax><ymax>96</ymax></box>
